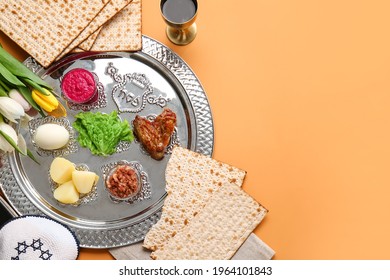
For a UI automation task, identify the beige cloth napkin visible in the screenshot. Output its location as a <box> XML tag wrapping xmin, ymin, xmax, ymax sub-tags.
<box><xmin>109</xmin><ymin>233</ymin><xmax>275</xmax><ymax>260</ymax></box>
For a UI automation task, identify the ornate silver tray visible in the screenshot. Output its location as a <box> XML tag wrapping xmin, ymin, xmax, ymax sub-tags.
<box><xmin>0</xmin><ymin>36</ymin><xmax>214</xmax><ymax>248</ymax></box>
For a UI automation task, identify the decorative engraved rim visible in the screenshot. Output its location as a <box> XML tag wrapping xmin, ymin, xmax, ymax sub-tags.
<box><xmin>0</xmin><ymin>36</ymin><xmax>214</xmax><ymax>248</ymax></box>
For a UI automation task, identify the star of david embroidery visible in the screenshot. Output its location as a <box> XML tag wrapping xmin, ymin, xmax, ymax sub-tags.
<box><xmin>39</xmin><ymin>250</ymin><xmax>53</xmax><ymax>260</ymax></box>
<box><xmin>11</xmin><ymin>238</ymin><xmax>52</xmax><ymax>260</ymax></box>
<box><xmin>30</xmin><ymin>239</ymin><xmax>43</xmax><ymax>251</ymax></box>
<box><xmin>15</xmin><ymin>241</ymin><xmax>28</xmax><ymax>254</ymax></box>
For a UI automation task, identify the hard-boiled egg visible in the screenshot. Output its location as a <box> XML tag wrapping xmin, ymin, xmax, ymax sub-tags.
<box><xmin>34</xmin><ymin>123</ymin><xmax>69</xmax><ymax>150</ymax></box>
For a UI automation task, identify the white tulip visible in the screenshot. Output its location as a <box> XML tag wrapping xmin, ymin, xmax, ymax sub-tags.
<box><xmin>0</xmin><ymin>96</ymin><xmax>25</xmax><ymax>123</ymax></box>
<box><xmin>0</xmin><ymin>122</ymin><xmax>18</xmax><ymax>152</ymax></box>
<box><xmin>9</xmin><ymin>89</ymin><xmax>32</xmax><ymax>111</ymax></box>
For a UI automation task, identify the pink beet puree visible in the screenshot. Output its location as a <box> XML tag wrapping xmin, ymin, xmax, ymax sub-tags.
<box><xmin>61</xmin><ymin>68</ymin><xmax>97</xmax><ymax>104</ymax></box>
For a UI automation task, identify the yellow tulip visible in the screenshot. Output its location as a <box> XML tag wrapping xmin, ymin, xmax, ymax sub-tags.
<box><xmin>32</xmin><ymin>88</ymin><xmax>59</xmax><ymax>112</ymax></box>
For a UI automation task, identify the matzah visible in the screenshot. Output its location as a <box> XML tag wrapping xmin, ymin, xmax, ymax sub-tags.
<box><xmin>71</xmin><ymin>47</ymin><xmax>85</xmax><ymax>53</ymax></box>
<box><xmin>78</xmin><ymin>26</ymin><xmax>103</xmax><ymax>51</ymax></box>
<box><xmin>55</xmin><ymin>0</ymin><xmax>132</xmax><ymax>61</ymax></box>
<box><xmin>90</xmin><ymin>0</ymin><xmax>142</xmax><ymax>51</ymax></box>
<box><xmin>151</xmin><ymin>184</ymin><xmax>267</xmax><ymax>260</ymax></box>
<box><xmin>143</xmin><ymin>146</ymin><xmax>246</xmax><ymax>251</ymax></box>
<box><xmin>0</xmin><ymin>0</ymin><xmax>106</xmax><ymax>68</ymax></box>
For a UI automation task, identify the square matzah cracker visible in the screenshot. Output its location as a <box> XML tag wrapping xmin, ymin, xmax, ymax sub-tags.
<box><xmin>56</xmin><ymin>0</ymin><xmax>133</xmax><ymax>61</ymax></box>
<box><xmin>143</xmin><ymin>146</ymin><xmax>247</xmax><ymax>251</ymax></box>
<box><xmin>78</xmin><ymin>26</ymin><xmax>103</xmax><ymax>51</ymax></box>
<box><xmin>71</xmin><ymin>47</ymin><xmax>85</xmax><ymax>53</ymax></box>
<box><xmin>90</xmin><ymin>0</ymin><xmax>142</xmax><ymax>51</ymax></box>
<box><xmin>151</xmin><ymin>184</ymin><xmax>267</xmax><ymax>260</ymax></box>
<box><xmin>0</xmin><ymin>0</ymin><xmax>106</xmax><ymax>68</ymax></box>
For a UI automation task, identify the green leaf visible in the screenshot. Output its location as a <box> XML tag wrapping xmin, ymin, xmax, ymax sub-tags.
<box><xmin>21</xmin><ymin>78</ymin><xmax>50</xmax><ymax>96</ymax></box>
<box><xmin>16</xmin><ymin>86</ymin><xmax>41</xmax><ymax>111</ymax></box>
<box><xmin>0</xmin><ymin>46</ymin><xmax>52</xmax><ymax>90</ymax></box>
<box><xmin>0</xmin><ymin>78</ymin><xmax>10</xmax><ymax>92</ymax></box>
<box><xmin>0</xmin><ymin>84</ymin><xmax>7</xmax><ymax>97</ymax></box>
<box><xmin>18</xmin><ymin>85</ymin><xmax>46</xmax><ymax>116</ymax></box>
<box><xmin>0</xmin><ymin>130</ymin><xmax>40</xmax><ymax>164</ymax></box>
<box><xmin>27</xmin><ymin>149</ymin><xmax>40</xmax><ymax>164</ymax></box>
<box><xmin>0</xmin><ymin>62</ymin><xmax>25</xmax><ymax>87</ymax></box>
<box><xmin>73</xmin><ymin>111</ymin><xmax>134</xmax><ymax>156</ymax></box>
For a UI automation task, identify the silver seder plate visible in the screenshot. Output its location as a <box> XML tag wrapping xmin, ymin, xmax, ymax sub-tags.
<box><xmin>0</xmin><ymin>36</ymin><xmax>214</xmax><ymax>248</ymax></box>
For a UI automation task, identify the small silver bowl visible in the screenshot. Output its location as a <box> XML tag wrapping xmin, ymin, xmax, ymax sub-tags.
<box><xmin>28</xmin><ymin>116</ymin><xmax>78</xmax><ymax>157</ymax></box>
<box><xmin>101</xmin><ymin>160</ymin><xmax>153</xmax><ymax>204</ymax></box>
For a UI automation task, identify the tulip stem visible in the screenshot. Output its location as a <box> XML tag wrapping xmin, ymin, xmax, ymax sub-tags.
<box><xmin>0</xmin><ymin>78</ymin><xmax>10</xmax><ymax>92</ymax></box>
<box><xmin>0</xmin><ymin>84</ymin><xmax>7</xmax><ymax>97</ymax></box>
<box><xmin>27</xmin><ymin>149</ymin><xmax>40</xmax><ymax>164</ymax></box>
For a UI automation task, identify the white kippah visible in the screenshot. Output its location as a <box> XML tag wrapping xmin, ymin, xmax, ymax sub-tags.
<box><xmin>0</xmin><ymin>215</ymin><xmax>79</xmax><ymax>260</ymax></box>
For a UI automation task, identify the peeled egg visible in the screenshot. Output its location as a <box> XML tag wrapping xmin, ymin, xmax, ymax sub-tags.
<box><xmin>34</xmin><ymin>123</ymin><xmax>70</xmax><ymax>150</ymax></box>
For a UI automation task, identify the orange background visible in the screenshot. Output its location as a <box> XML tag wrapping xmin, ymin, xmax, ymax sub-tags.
<box><xmin>2</xmin><ymin>0</ymin><xmax>390</xmax><ymax>259</ymax></box>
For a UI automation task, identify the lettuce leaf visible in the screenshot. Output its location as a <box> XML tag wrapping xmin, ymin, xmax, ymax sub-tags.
<box><xmin>73</xmin><ymin>111</ymin><xmax>134</xmax><ymax>156</ymax></box>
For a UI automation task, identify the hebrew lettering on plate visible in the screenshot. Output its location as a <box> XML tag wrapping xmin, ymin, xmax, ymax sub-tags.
<box><xmin>106</xmin><ymin>62</ymin><xmax>171</xmax><ymax>113</ymax></box>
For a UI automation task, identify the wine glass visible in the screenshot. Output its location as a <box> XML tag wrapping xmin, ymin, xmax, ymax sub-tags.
<box><xmin>160</xmin><ymin>0</ymin><xmax>198</xmax><ymax>45</ymax></box>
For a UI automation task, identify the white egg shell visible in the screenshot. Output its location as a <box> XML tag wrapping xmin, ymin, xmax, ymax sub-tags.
<box><xmin>34</xmin><ymin>123</ymin><xmax>70</xmax><ymax>150</ymax></box>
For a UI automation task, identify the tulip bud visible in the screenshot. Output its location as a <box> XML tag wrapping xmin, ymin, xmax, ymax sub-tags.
<box><xmin>0</xmin><ymin>96</ymin><xmax>25</xmax><ymax>123</ymax></box>
<box><xmin>0</xmin><ymin>122</ymin><xmax>18</xmax><ymax>152</ymax></box>
<box><xmin>31</xmin><ymin>89</ymin><xmax>59</xmax><ymax>113</ymax></box>
<box><xmin>9</xmin><ymin>89</ymin><xmax>32</xmax><ymax>111</ymax></box>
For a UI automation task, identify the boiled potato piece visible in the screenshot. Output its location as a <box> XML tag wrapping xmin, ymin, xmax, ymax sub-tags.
<box><xmin>53</xmin><ymin>181</ymin><xmax>79</xmax><ymax>204</ymax></box>
<box><xmin>50</xmin><ymin>157</ymin><xmax>75</xmax><ymax>184</ymax></box>
<box><xmin>72</xmin><ymin>170</ymin><xmax>99</xmax><ymax>194</ymax></box>
<box><xmin>94</xmin><ymin>174</ymin><xmax>100</xmax><ymax>185</ymax></box>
